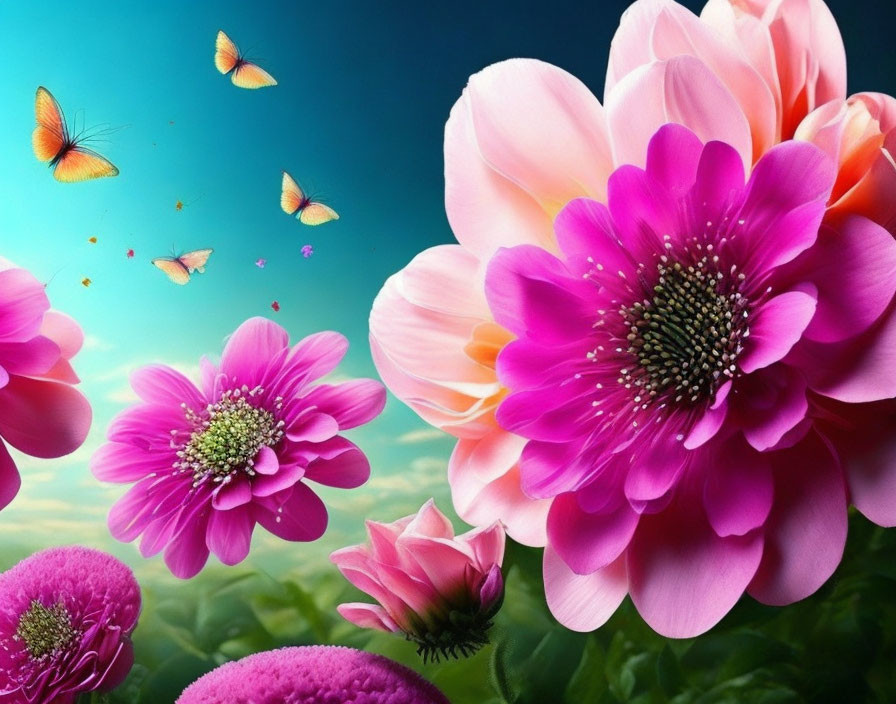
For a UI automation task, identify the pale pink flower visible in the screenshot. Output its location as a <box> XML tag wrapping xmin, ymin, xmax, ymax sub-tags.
<box><xmin>0</xmin><ymin>258</ymin><xmax>92</xmax><ymax>511</ymax></box>
<box><xmin>331</xmin><ymin>499</ymin><xmax>504</xmax><ymax>662</ymax></box>
<box><xmin>92</xmin><ymin>316</ymin><xmax>386</xmax><ymax>579</ymax></box>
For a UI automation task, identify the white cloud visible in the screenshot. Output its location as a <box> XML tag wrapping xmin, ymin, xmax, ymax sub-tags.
<box><xmin>396</xmin><ymin>428</ymin><xmax>449</xmax><ymax>445</ymax></box>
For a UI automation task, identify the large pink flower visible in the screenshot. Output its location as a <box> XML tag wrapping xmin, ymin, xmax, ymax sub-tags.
<box><xmin>0</xmin><ymin>259</ymin><xmax>92</xmax><ymax>510</ymax></box>
<box><xmin>331</xmin><ymin>499</ymin><xmax>504</xmax><ymax>662</ymax></box>
<box><xmin>369</xmin><ymin>0</ymin><xmax>875</xmax><ymax>549</ymax></box>
<box><xmin>0</xmin><ymin>546</ymin><xmax>141</xmax><ymax>704</ymax></box>
<box><xmin>91</xmin><ymin>317</ymin><xmax>386</xmax><ymax>579</ymax></box>
<box><xmin>486</xmin><ymin>123</ymin><xmax>896</xmax><ymax>637</ymax></box>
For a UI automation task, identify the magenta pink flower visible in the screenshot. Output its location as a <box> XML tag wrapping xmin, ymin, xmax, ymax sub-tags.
<box><xmin>0</xmin><ymin>259</ymin><xmax>92</xmax><ymax>511</ymax></box>
<box><xmin>332</xmin><ymin>499</ymin><xmax>504</xmax><ymax>662</ymax></box>
<box><xmin>91</xmin><ymin>316</ymin><xmax>386</xmax><ymax>579</ymax></box>
<box><xmin>176</xmin><ymin>646</ymin><xmax>450</xmax><ymax>704</ymax></box>
<box><xmin>483</xmin><ymin>123</ymin><xmax>896</xmax><ymax>637</ymax></box>
<box><xmin>0</xmin><ymin>546</ymin><xmax>141</xmax><ymax>704</ymax></box>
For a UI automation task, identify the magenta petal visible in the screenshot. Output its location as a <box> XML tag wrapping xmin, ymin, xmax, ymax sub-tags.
<box><xmin>253</xmin><ymin>445</ymin><xmax>279</xmax><ymax>475</ymax></box>
<box><xmin>548</xmin><ymin>492</ymin><xmax>638</xmax><ymax>574</ymax></box>
<box><xmin>739</xmin><ymin>366</ymin><xmax>809</xmax><ymax>452</ymax></box>
<box><xmin>251</xmin><ymin>463</ymin><xmax>303</xmax><ymax>497</ymax></box>
<box><xmin>303</xmin><ymin>441</ymin><xmax>371</xmax><ymax>489</ymax></box>
<box><xmin>689</xmin><ymin>139</ymin><xmax>745</xmax><ymax>218</ymax></box>
<box><xmin>485</xmin><ymin>245</ymin><xmax>596</xmax><ymax>343</ymax></box>
<box><xmin>624</xmin><ymin>437</ymin><xmax>688</xmax><ymax>503</ymax></box>
<box><xmin>300</xmin><ymin>379</ymin><xmax>386</xmax><ymax>430</ymax></box>
<box><xmin>702</xmin><ymin>437</ymin><xmax>773</xmax><ymax>537</ymax></box>
<box><xmin>220</xmin><ymin>317</ymin><xmax>289</xmax><ymax>386</ymax></box>
<box><xmin>555</xmin><ymin>198</ymin><xmax>630</xmax><ymax>281</ymax></box>
<box><xmin>627</xmin><ymin>487</ymin><xmax>763</xmax><ymax>638</ymax></box>
<box><xmin>91</xmin><ymin>442</ymin><xmax>170</xmax><ymax>483</ymax></box>
<box><xmin>645</xmin><ymin>123</ymin><xmax>705</xmax><ymax>197</ymax></box>
<box><xmin>286</xmin><ymin>412</ymin><xmax>340</xmax><ymax>443</ymax></box>
<box><xmin>256</xmin><ymin>483</ymin><xmax>328</xmax><ymax>541</ymax></box>
<box><xmin>683</xmin><ymin>399</ymin><xmax>728</xmax><ymax>450</ymax></box>
<box><xmin>0</xmin><ymin>375</ymin><xmax>91</xmax><ymax>458</ymax></box>
<box><xmin>164</xmin><ymin>512</ymin><xmax>211</xmax><ymax>579</ymax></box>
<box><xmin>398</xmin><ymin>536</ymin><xmax>474</xmax><ymax>598</ymax></box>
<box><xmin>277</xmin><ymin>331</ymin><xmax>349</xmax><ymax>394</ymax></box>
<box><xmin>801</xmin><ymin>217</ymin><xmax>896</xmax><ymax>343</ymax></box>
<box><xmin>0</xmin><ymin>441</ymin><xmax>21</xmax><ymax>511</ymax></box>
<box><xmin>212</xmin><ymin>476</ymin><xmax>253</xmax><ymax>510</ymax></box>
<box><xmin>0</xmin><ymin>268</ymin><xmax>50</xmax><ymax>342</ymax></box>
<box><xmin>207</xmin><ymin>506</ymin><xmax>254</xmax><ymax>565</ymax></box>
<box><xmin>748</xmin><ymin>432</ymin><xmax>847</xmax><ymax>605</ymax></box>
<box><xmin>0</xmin><ymin>335</ymin><xmax>60</xmax><ymax>376</ymax></box>
<box><xmin>739</xmin><ymin>288</ymin><xmax>817</xmax><ymax>373</ymax></box>
<box><xmin>543</xmin><ymin>545</ymin><xmax>627</xmax><ymax>632</ymax></box>
<box><xmin>130</xmin><ymin>364</ymin><xmax>206</xmax><ymax>411</ymax></box>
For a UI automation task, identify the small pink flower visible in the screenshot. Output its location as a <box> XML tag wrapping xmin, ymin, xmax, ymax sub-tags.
<box><xmin>0</xmin><ymin>258</ymin><xmax>92</xmax><ymax>511</ymax></box>
<box><xmin>91</xmin><ymin>316</ymin><xmax>386</xmax><ymax>578</ymax></box>
<box><xmin>486</xmin><ymin>124</ymin><xmax>896</xmax><ymax>637</ymax></box>
<box><xmin>0</xmin><ymin>546</ymin><xmax>141</xmax><ymax>704</ymax></box>
<box><xmin>331</xmin><ymin>499</ymin><xmax>504</xmax><ymax>662</ymax></box>
<box><xmin>255</xmin><ymin>258</ymin><xmax>266</xmax><ymax>268</ymax></box>
<box><xmin>176</xmin><ymin>646</ymin><xmax>449</xmax><ymax>704</ymax></box>
<box><xmin>301</xmin><ymin>244</ymin><xmax>313</xmax><ymax>258</ymax></box>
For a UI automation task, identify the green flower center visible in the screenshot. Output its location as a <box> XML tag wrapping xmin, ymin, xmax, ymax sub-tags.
<box><xmin>620</xmin><ymin>256</ymin><xmax>750</xmax><ymax>406</ymax></box>
<box><xmin>177</xmin><ymin>388</ymin><xmax>284</xmax><ymax>482</ymax></box>
<box><xmin>15</xmin><ymin>600</ymin><xmax>76</xmax><ymax>659</ymax></box>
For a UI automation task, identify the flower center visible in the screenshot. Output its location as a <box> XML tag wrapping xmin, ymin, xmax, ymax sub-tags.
<box><xmin>619</xmin><ymin>256</ymin><xmax>749</xmax><ymax>405</ymax></box>
<box><xmin>15</xmin><ymin>600</ymin><xmax>76</xmax><ymax>659</ymax></box>
<box><xmin>176</xmin><ymin>388</ymin><xmax>284</xmax><ymax>482</ymax></box>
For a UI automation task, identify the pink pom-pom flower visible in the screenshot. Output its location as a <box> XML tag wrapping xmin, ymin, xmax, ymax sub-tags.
<box><xmin>0</xmin><ymin>259</ymin><xmax>92</xmax><ymax>512</ymax></box>
<box><xmin>176</xmin><ymin>645</ymin><xmax>450</xmax><ymax>704</ymax></box>
<box><xmin>332</xmin><ymin>499</ymin><xmax>505</xmax><ymax>662</ymax></box>
<box><xmin>91</xmin><ymin>316</ymin><xmax>386</xmax><ymax>579</ymax></box>
<box><xmin>0</xmin><ymin>546</ymin><xmax>141</xmax><ymax>704</ymax></box>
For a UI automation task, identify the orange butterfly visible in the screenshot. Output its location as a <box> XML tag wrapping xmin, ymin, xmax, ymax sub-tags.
<box><xmin>81</xmin><ymin>278</ymin><xmax>92</xmax><ymax>287</ymax></box>
<box><xmin>32</xmin><ymin>87</ymin><xmax>119</xmax><ymax>182</ymax></box>
<box><xmin>152</xmin><ymin>249</ymin><xmax>213</xmax><ymax>285</ymax></box>
<box><xmin>215</xmin><ymin>31</ymin><xmax>277</xmax><ymax>89</ymax></box>
<box><xmin>281</xmin><ymin>172</ymin><xmax>339</xmax><ymax>226</ymax></box>
<box><xmin>88</xmin><ymin>236</ymin><xmax>97</xmax><ymax>243</ymax></box>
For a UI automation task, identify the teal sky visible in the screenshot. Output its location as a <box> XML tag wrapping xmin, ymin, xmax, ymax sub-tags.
<box><xmin>0</xmin><ymin>0</ymin><xmax>893</xmax><ymax>580</ymax></box>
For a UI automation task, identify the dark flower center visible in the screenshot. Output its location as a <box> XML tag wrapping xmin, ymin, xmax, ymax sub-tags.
<box><xmin>619</xmin><ymin>256</ymin><xmax>749</xmax><ymax>405</ymax></box>
<box><xmin>176</xmin><ymin>388</ymin><xmax>284</xmax><ymax>482</ymax></box>
<box><xmin>15</xmin><ymin>600</ymin><xmax>76</xmax><ymax>659</ymax></box>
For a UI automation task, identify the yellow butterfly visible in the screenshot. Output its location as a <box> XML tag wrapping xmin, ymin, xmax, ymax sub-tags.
<box><xmin>152</xmin><ymin>249</ymin><xmax>213</xmax><ymax>285</ymax></box>
<box><xmin>281</xmin><ymin>171</ymin><xmax>338</xmax><ymax>226</ymax></box>
<box><xmin>215</xmin><ymin>31</ymin><xmax>277</xmax><ymax>89</ymax></box>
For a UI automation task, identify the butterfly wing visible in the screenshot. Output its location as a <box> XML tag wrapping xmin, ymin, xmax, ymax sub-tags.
<box><xmin>281</xmin><ymin>171</ymin><xmax>305</xmax><ymax>215</ymax></box>
<box><xmin>178</xmin><ymin>249</ymin><xmax>213</xmax><ymax>273</ymax></box>
<box><xmin>153</xmin><ymin>258</ymin><xmax>191</xmax><ymax>285</ymax></box>
<box><xmin>299</xmin><ymin>202</ymin><xmax>339</xmax><ymax>226</ymax></box>
<box><xmin>33</xmin><ymin>87</ymin><xmax>67</xmax><ymax>162</ymax></box>
<box><xmin>231</xmin><ymin>62</ymin><xmax>277</xmax><ymax>89</ymax></box>
<box><xmin>53</xmin><ymin>146</ymin><xmax>119</xmax><ymax>183</ymax></box>
<box><xmin>215</xmin><ymin>30</ymin><xmax>240</xmax><ymax>74</ymax></box>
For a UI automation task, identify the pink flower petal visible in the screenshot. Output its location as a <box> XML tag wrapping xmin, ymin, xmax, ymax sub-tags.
<box><xmin>275</xmin><ymin>331</ymin><xmax>349</xmax><ymax>397</ymax></box>
<box><xmin>91</xmin><ymin>442</ymin><xmax>171</xmax><ymax>483</ymax></box>
<box><xmin>130</xmin><ymin>364</ymin><xmax>206</xmax><ymax>411</ymax></box>
<box><xmin>0</xmin><ymin>335</ymin><xmax>60</xmax><ymax>376</ymax></box>
<box><xmin>0</xmin><ymin>375</ymin><xmax>91</xmax><ymax>458</ymax></box>
<box><xmin>164</xmin><ymin>511</ymin><xmax>212</xmax><ymax>579</ymax></box>
<box><xmin>286</xmin><ymin>412</ymin><xmax>339</xmax><ymax>443</ymax></box>
<box><xmin>207</xmin><ymin>505</ymin><xmax>254</xmax><ymax>565</ymax></box>
<box><xmin>220</xmin><ymin>317</ymin><xmax>289</xmax><ymax>386</ymax></box>
<box><xmin>739</xmin><ymin>365</ymin><xmax>809</xmax><ymax>451</ymax></box>
<box><xmin>250</xmin><ymin>463</ymin><xmax>304</xmax><ymax>497</ymax></box>
<box><xmin>627</xmin><ymin>484</ymin><xmax>764</xmax><ymax>638</ymax></box>
<box><xmin>748</xmin><ymin>431</ymin><xmax>847</xmax><ymax>605</ymax></box>
<box><xmin>0</xmin><ymin>268</ymin><xmax>49</xmax><ymax>343</ymax></box>
<box><xmin>702</xmin><ymin>436</ymin><xmax>773</xmax><ymax>537</ymax></box>
<box><xmin>398</xmin><ymin>535</ymin><xmax>474</xmax><ymax>599</ymax></box>
<box><xmin>543</xmin><ymin>545</ymin><xmax>628</xmax><ymax>632</ymax></box>
<box><xmin>212</xmin><ymin>475</ymin><xmax>253</xmax><ymax>511</ymax></box>
<box><xmin>683</xmin><ymin>399</ymin><xmax>728</xmax><ymax>450</ymax></box>
<box><xmin>0</xmin><ymin>441</ymin><xmax>22</xmax><ymax>511</ymax></box>
<box><xmin>801</xmin><ymin>217</ymin><xmax>896</xmax><ymax>343</ymax></box>
<box><xmin>624</xmin><ymin>436</ymin><xmax>688</xmax><ymax>503</ymax></box>
<box><xmin>606</xmin><ymin>55</ymin><xmax>753</xmax><ymax>172</ymax></box>
<box><xmin>253</xmin><ymin>445</ymin><xmax>279</xmax><ymax>475</ymax></box>
<box><xmin>255</xmin><ymin>482</ymin><xmax>328</xmax><ymax>542</ymax></box>
<box><xmin>39</xmin><ymin>310</ymin><xmax>84</xmax><ymax>360</ymax></box>
<box><xmin>739</xmin><ymin>288</ymin><xmax>817</xmax><ymax>374</ymax></box>
<box><xmin>458</xmin><ymin>522</ymin><xmax>506</xmax><ymax>572</ymax></box>
<box><xmin>404</xmin><ymin>498</ymin><xmax>455</xmax><ymax>539</ymax></box>
<box><xmin>303</xmin><ymin>440</ymin><xmax>370</xmax><ymax>489</ymax></box>
<box><xmin>300</xmin><ymin>379</ymin><xmax>386</xmax><ymax>430</ymax></box>
<box><xmin>337</xmin><ymin>603</ymin><xmax>399</xmax><ymax>633</ymax></box>
<box><xmin>548</xmin><ymin>491</ymin><xmax>639</xmax><ymax>574</ymax></box>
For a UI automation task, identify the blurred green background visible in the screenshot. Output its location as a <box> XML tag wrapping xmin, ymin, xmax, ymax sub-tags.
<box><xmin>2</xmin><ymin>0</ymin><xmax>895</xmax><ymax>701</ymax></box>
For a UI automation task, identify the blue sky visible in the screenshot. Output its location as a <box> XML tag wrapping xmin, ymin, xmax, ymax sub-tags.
<box><xmin>1</xmin><ymin>0</ymin><xmax>893</xmax><ymax>578</ymax></box>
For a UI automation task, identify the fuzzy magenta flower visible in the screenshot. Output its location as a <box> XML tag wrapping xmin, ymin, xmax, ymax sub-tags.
<box><xmin>176</xmin><ymin>646</ymin><xmax>450</xmax><ymax>704</ymax></box>
<box><xmin>484</xmin><ymin>123</ymin><xmax>896</xmax><ymax>637</ymax></box>
<box><xmin>0</xmin><ymin>259</ymin><xmax>92</xmax><ymax>511</ymax></box>
<box><xmin>332</xmin><ymin>499</ymin><xmax>504</xmax><ymax>662</ymax></box>
<box><xmin>0</xmin><ymin>546</ymin><xmax>141</xmax><ymax>703</ymax></box>
<box><xmin>91</xmin><ymin>316</ymin><xmax>386</xmax><ymax>579</ymax></box>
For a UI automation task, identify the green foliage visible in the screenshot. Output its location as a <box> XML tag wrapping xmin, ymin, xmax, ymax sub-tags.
<box><xmin>75</xmin><ymin>512</ymin><xmax>896</xmax><ymax>703</ymax></box>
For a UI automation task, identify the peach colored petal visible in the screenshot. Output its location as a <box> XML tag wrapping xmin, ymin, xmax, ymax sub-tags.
<box><xmin>445</xmin><ymin>59</ymin><xmax>613</xmax><ymax>259</ymax></box>
<box><xmin>369</xmin><ymin>245</ymin><xmax>507</xmax><ymax>439</ymax></box>
<box><xmin>606</xmin><ymin>56</ymin><xmax>753</xmax><ymax>171</ymax></box>
<box><xmin>606</xmin><ymin>0</ymin><xmax>776</xmax><ymax>160</ymax></box>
